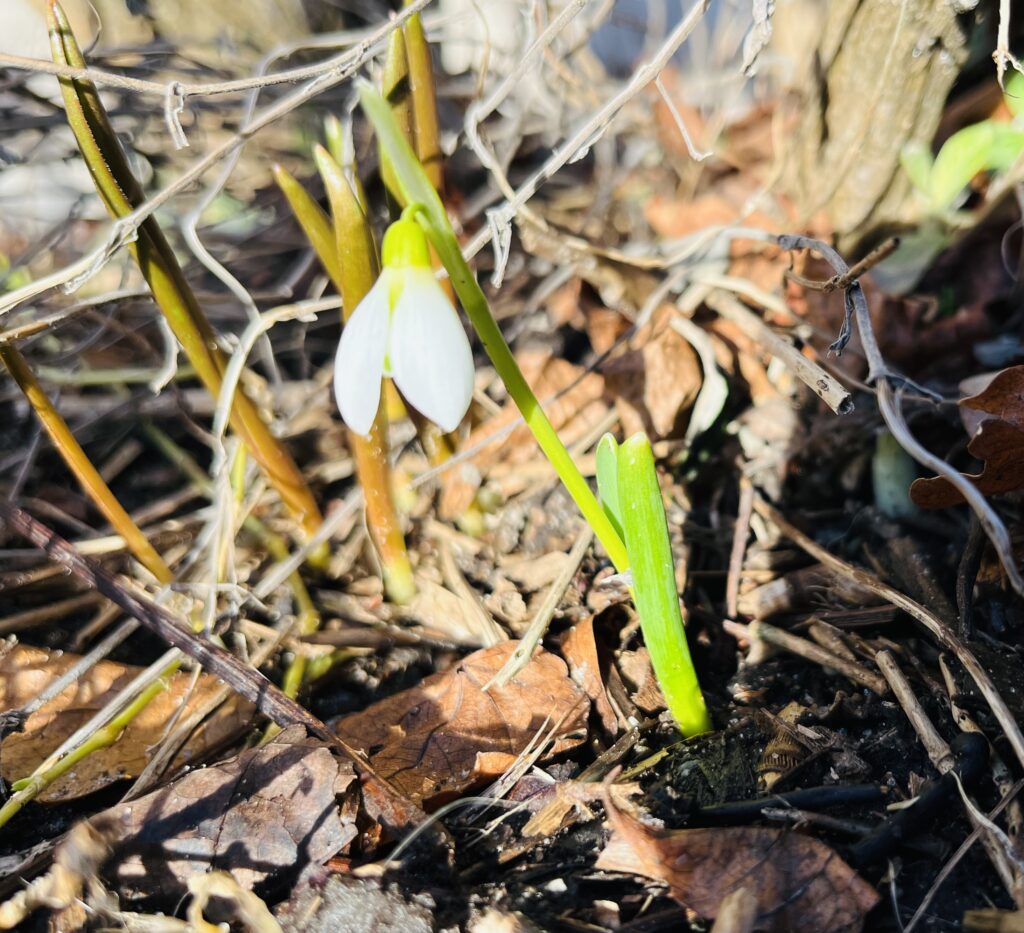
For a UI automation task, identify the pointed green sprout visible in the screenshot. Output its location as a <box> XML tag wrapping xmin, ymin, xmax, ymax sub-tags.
<box><xmin>597</xmin><ymin>433</ymin><xmax>711</xmax><ymax>737</ymax></box>
<box><xmin>358</xmin><ymin>83</ymin><xmax>629</xmax><ymax>572</ymax></box>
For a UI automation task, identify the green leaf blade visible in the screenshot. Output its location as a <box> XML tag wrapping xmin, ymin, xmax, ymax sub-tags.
<box><xmin>617</xmin><ymin>433</ymin><xmax>710</xmax><ymax>737</ymax></box>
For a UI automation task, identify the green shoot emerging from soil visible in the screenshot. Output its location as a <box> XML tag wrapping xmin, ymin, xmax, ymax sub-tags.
<box><xmin>597</xmin><ymin>433</ymin><xmax>710</xmax><ymax>737</ymax></box>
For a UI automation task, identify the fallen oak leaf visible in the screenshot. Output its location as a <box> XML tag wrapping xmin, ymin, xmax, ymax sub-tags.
<box><xmin>961</xmin><ymin>364</ymin><xmax>1024</xmax><ymax>428</ymax></box>
<box><xmin>910</xmin><ymin>419</ymin><xmax>1024</xmax><ymax>508</ymax></box>
<box><xmin>0</xmin><ymin>644</ymin><xmax>252</xmax><ymax>801</ymax></box>
<box><xmin>334</xmin><ymin>641</ymin><xmax>589</xmax><ymax>808</ymax></box>
<box><xmin>596</xmin><ymin>789</ymin><xmax>879</xmax><ymax>933</ymax></box>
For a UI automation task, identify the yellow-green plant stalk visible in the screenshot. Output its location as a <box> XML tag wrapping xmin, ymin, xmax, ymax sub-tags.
<box><xmin>359</xmin><ymin>83</ymin><xmax>629</xmax><ymax>572</ymax></box>
<box><xmin>403</xmin><ymin>0</ymin><xmax>444</xmax><ymax>192</ymax></box>
<box><xmin>271</xmin><ymin>164</ymin><xmax>341</xmax><ymax>285</ymax></box>
<box><xmin>311</xmin><ymin>148</ymin><xmax>416</xmax><ymax>604</ymax></box>
<box><xmin>597</xmin><ymin>433</ymin><xmax>710</xmax><ymax>736</ymax></box>
<box><xmin>380</xmin><ymin>28</ymin><xmax>415</xmax><ymax>206</ymax></box>
<box><xmin>0</xmin><ymin>343</ymin><xmax>171</xmax><ymax>584</ymax></box>
<box><xmin>0</xmin><ymin>657</ymin><xmax>179</xmax><ymax>830</ymax></box>
<box><xmin>48</xmin><ymin>2</ymin><xmax>324</xmax><ymax>548</ymax></box>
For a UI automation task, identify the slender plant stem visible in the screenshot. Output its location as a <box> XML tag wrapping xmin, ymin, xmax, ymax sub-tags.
<box><xmin>359</xmin><ymin>83</ymin><xmax>629</xmax><ymax>571</ymax></box>
<box><xmin>0</xmin><ymin>344</ymin><xmax>171</xmax><ymax>583</ymax></box>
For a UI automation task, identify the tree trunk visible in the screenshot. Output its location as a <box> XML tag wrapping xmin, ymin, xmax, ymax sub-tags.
<box><xmin>787</xmin><ymin>0</ymin><xmax>968</xmax><ymax>246</ymax></box>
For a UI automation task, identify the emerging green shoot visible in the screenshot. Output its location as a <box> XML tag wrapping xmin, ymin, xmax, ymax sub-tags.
<box><xmin>901</xmin><ymin>72</ymin><xmax>1024</xmax><ymax>216</ymax></box>
<box><xmin>597</xmin><ymin>433</ymin><xmax>711</xmax><ymax>737</ymax></box>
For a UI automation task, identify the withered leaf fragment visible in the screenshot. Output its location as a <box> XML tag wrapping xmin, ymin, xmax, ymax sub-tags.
<box><xmin>597</xmin><ymin>799</ymin><xmax>878</xmax><ymax>933</ymax></box>
<box><xmin>911</xmin><ymin>364</ymin><xmax>1024</xmax><ymax>508</ymax></box>
<box><xmin>335</xmin><ymin>641</ymin><xmax>589</xmax><ymax>807</ymax></box>
<box><xmin>104</xmin><ymin>727</ymin><xmax>357</xmax><ymax>901</ymax></box>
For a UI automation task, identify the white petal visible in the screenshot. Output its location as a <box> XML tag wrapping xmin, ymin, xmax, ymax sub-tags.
<box><xmin>334</xmin><ymin>273</ymin><xmax>390</xmax><ymax>436</ymax></box>
<box><xmin>389</xmin><ymin>269</ymin><xmax>474</xmax><ymax>433</ymax></box>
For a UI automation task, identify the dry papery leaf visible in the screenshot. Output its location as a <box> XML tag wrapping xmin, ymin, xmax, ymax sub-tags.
<box><xmin>440</xmin><ymin>351</ymin><xmax>607</xmax><ymax>519</ymax></box>
<box><xmin>601</xmin><ymin>305</ymin><xmax>702</xmax><ymax>440</ymax></box>
<box><xmin>911</xmin><ymin>365</ymin><xmax>1024</xmax><ymax>508</ymax></box>
<box><xmin>335</xmin><ymin>641</ymin><xmax>589</xmax><ymax>808</ymax></box>
<box><xmin>0</xmin><ymin>645</ymin><xmax>252</xmax><ymax>801</ymax></box>
<box><xmin>597</xmin><ymin>803</ymin><xmax>879</xmax><ymax>933</ymax></box>
<box><xmin>102</xmin><ymin>727</ymin><xmax>357</xmax><ymax>902</ymax></box>
<box><xmin>561</xmin><ymin>618</ymin><xmax>618</xmax><ymax>736</ymax></box>
<box><xmin>961</xmin><ymin>364</ymin><xmax>1024</xmax><ymax>427</ymax></box>
<box><xmin>911</xmin><ymin>419</ymin><xmax>1024</xmax><ymax>507</ymax></box>
<box><xmin>275</xmin><ymin>873</ymin><xmax>437</xmax><ymax>933</ymax></box>
<box><xmin>617</xmin><ymin>647</ymin><xmax>666</xmax><ymax>715</ymax></box>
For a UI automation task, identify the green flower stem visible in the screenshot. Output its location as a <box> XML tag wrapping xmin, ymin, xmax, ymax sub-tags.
<box><xmin>0</xmin><ymin>343</ymin><xmax>172</xmax><ymax>584</ymax></box>
<box><xmin>615</xmin><ymin>434</ymin><xmax>710</xmax><ymax>736</ymax></box>
<box><xmin>48</xmin><ymin>2</ymin><xmax>324</xmax><ymax>551</ymax></box>
<box><xmin>359</xmin><ymin>83</ymin><xmax>628</xmax><ymax>571</ymax></box>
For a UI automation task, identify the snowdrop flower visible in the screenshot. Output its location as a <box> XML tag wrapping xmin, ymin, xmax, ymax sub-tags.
<box><xmin>334</xmin><ymin>216</ymin><xmax>474</xmax><ymax>436</ymax></box>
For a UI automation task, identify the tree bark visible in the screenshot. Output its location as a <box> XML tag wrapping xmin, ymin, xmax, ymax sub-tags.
<box><xmin>787</xmin><ymin>0</ymin><xmax>968</xmax><ymax>245</ymax></box>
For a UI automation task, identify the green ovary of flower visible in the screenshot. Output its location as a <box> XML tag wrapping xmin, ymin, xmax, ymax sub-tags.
<box><xmin>334</xmin><ymin>218</ymin><xmax>474</xmax><ymax>436</ymax></box>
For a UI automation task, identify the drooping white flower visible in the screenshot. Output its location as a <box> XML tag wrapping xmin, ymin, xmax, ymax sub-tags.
<box><xmin>334</xmin><ymin>216</ymin><xmax>474</xmax><ymax>436</ymax></box>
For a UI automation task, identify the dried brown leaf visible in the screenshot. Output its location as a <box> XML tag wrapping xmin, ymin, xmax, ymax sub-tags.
<box><xmin>335</xmin><ymin>641</ymin><xmax>589</xmax><ymax>807</ymax></box>
<box><xmin>0</xmin><ymin>645</ymin><xmax>252</xmax><ymax>801</ymax></box>
<box><xmin>602</xmin><ymin>306</ymin><xmax>702</xmax><ymax>439</ymax></box>
<box><xmin>617</xmin><ymin>648</ymin><xmax>666</xmax><ymax>715</ymax></box>
<box><xmin>597</xmin><ymin>804</ymin><xmax>878</xmax><ymax>933</ymax></box>
<box><xmin>910</xmin><ymin>419</ymin><xmax>1024</xmax><ymax>508</ymax></box>
<box><xmin>439</xmin><ymin>352</ymin><xmax>606</xmax><ymax>519</ymax></box>
<box><xmin>961</xmin><ymin>364</ymin><xmax>1024</xmax><ymax>429</ymax></box>
<box><xmin>561</xmin><ymin>619</ymin><xmax>618</xmax><ymax>736</ymax></box>
<box><xmin>104</xmin><ymin>727</ymin><xmax>357</xmax><ymax>901</ymax></box>
<box><xmin>275</xmin><ymin>873</ymin><xmax>437</xmax><ymax>933</ymax></box>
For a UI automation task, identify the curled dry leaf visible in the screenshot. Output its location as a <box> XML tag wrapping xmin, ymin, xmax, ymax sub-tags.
<box><xmin>0</xmin><ymin>645</ymin><xmax>252</xmax><ymax>801</ymax></box>
<box><xmin>596</xmin><ymin>799</ymin><xmax>879</xmax><ymax>933</ymax></box>
<box><xmin>911</xmin><ymin>420</ymin><xmax>1024</xmax><ymax>507</ymax></box>
<box><xmin>440</xmin><ymin>351</ymin><xmax>607</xmax><ymax>519</ymax></box>
<box><xmin>335</xmin><ymin>641</ymin><xmax>589</xmax><ymax>807</ymax></box>
<box><xmin>911</xmin><ymin>365</ymin><xmax>1024</xmax><ymax>508</ymax></box>
<box><xmin>104</xmin><ymin>727</ymin><xmax>357</xmax><ymax>901</ymax></box>
<box><xmin>617</xmin><ymin>647</ymin><xmax>667</xmax><ymax>715</ymax></box>
<box><xmin>601</xmin><ymin>305</ymin><xmax>702</xmax><ymax>439</ymax></box>
<box><xmin>960</xmin><ymin>364</ymin><xmax>1024</xmax><ymax>428</ymax></box>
